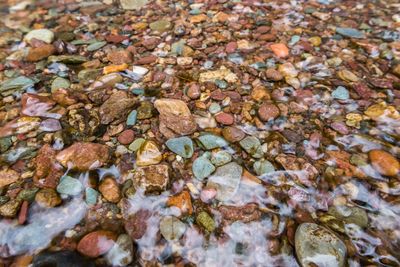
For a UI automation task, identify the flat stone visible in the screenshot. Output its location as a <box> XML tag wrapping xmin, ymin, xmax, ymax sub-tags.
<box><xmin>120</xmin><ymin>0</ymin><xmax>148</xmax><ymax>10</ymax></box>
<box><xmin>56</xmin><ymin>142</ymin><xmax>110</xmax><ymax>171</ymax></box>
<box><xmin>51</xmin><ymin>77</ymin><xmax>70</xmax><ymax>92</ymax></box>
<box><xmin>99</xmin><ymin>177</ymin><xmax>121</xmax><ymax>203</ymax></box>
<box><xmin>239</xmin><ymin>136</ymin><xmax>263</xmax><ymax>158</ymax></box>
<box><xmin>99</xmin><ymin>91</ymin><xmax>135</xmax><ymax>124</ymax></box>
<box><xmin>56</xmin><ymin>176</ymin><xmax>83</xmax><ymax>196</ymax></box>
<box><xmin>35</xmin><ymin>188</ymin><xmax>62</xmax><ymax>208</ymax></box>
<box><xmin>295</xmin><ymin>223</ymin><xmax>347</xmax><ymax>267</ymax></box>
<box><xmin>196</xmin><ymin>211</ymin><xmax>215</xmax><ymax>232</ymax></box>
<box><xmin>192</xmin><ymin>156</ymin><xmax>215</xmax><ymax>180</ymax></box>
<box><xmin>253</xmin><ymin>160</ymin><xmax>275</xmax><ymax>176</ymax></box>
<box><xmin>336</xmin><ymin>27</ymin><xmax>365</xmax><ymax>39</ymax></box>
<box><xmin>0</xmin><ymin>76</ymin><xmax>35</xmax><ymax>96</ymax></box>
<box><xmin>118</xmin><ymin>130</ymin><xmax>135</xmax><ymax>145</ymax></box>
<box><xmin>199</xmin><ymin>67</ymin><xmax>238</xmax><ymax>83</ymax></box>
<box><xmin>150</xmin><ymin>20</ymin><xmax>172</xmax><ymax>33</ymax></box>
<box><xmin>332</xmin><ymin>86</ymin><xmax>349</xmax><ymax>100</ymax></box>
<box><xmin>198</xmin><ymin>134</ymin><xmax>228</xmax><ymax>150</ymax></box>
<box><xmin>77</xmin><ymin>230</ymin><xmax>117</xmax><ymax>258</ymax></box>
<box><xmin>134</xmin><ymin>164</ymin><xmax>169</xmax><ymax>193</ymax></box>
<box><xmin>328</xmin><ymin>205</ymin><xmax>368</xmax><ymax>228</ymax></box>
<box><xmin>166</xmin><ymin>136</ymin><xmax>194</xmax><ymax>158</ymax></box>
<box><xmin>24</xmin><ymin>29</ymin><xmax>54</xmax><ymax>44</ymax></box>
<box><xmin>210</xmin><ymin>150</ymin><xmax>232</xmax><ymax>166</ymax></box>
<box><xmin>369</xmin><ymin>149</ymin><xmax>399</xmax><ymax>177</ymax></box>
<box><xmin>207</xmin><ymin>162</ymin><xmax>242</xmax><ymax>202</ymax></box>
<box><xmin>0</xmin><ymin>168</ymin><xmax>20</xmax><ymax>188</ymax></box>
<box><xmin>126</xmin><ymin>110</ymin><xmax>137</xmax><ymax>126</ymax></box>
<box><xmin>26</xmin><ymin>44</ymin><xmax>55</xmax><ymax>62</ymax></box>
<box><xmin>222</xmin><ymin>126</ymin><xmax>245</xmax><ymax>143</ymax></box>
<box><xmin>159</xmin><ymin>216</ymin><xmax>187</xmax><ymax>241</ymax></box>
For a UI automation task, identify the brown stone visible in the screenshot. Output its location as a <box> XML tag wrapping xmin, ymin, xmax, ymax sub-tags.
<box><xmin>218</xmin><ymin>203</ymin><xmax>261</xmax><ymax>223</ymax></box>
<box><xmin>99</xmin><ymin>91</ymin><xmax>135</xmax><ymax>124</ymax></box>
<box><xmin>222</xmin><ymin>126</ymin><xmax>245</xmax><ymax>143</ymax></box>
<box><xmin>154</xmin><ymin>98</ymin><xmax>197</xmax><ymax>138</ymax></box>
<box><xmin>134</xmin><ymin>164</ymin><xmax>169</xmax><ymax>193</ymax></box>
<box><xmin>167</xmin><ymin>190</ymin><xmax>193</xmax><ymax>215</ymax></box>
<box><xmin>258</xmin><ymin>103</ymin><xmax>280</xmax><ymax>121</ymax></box>
<box><xmin>369</xmin><ymin>150</ymin><xmax>399</xmax><ymax>177</ymax></box>
<box><xmin>33</xmin><ymin>144</ymin><xmax>63</xmax><ymax>188</ymax></box>
<box><xmin>134</xmin><ymin>55</ymin><xmax>157</xmax><ymax>65</ymax></box>
<box><xmin>21</xmin><ymin>93</ymin><xmax>55</xmax><ymax>117</ymax></box>
<box><xmin>107</xmin><ymin>50</ymin><xmax>132</xmax><ymax>65</ymax></box>
<box><xmin>26</xmin><ymin>44</ymin><xmax>55</xmax><ymax>62</ymax></box>
<box><xmin>35</xmin><ymin>188</ymin><xmax>62</xmax><ymax>208</ymax></box>
<box><xmin>0</xmin><ymin>168</ymin><xmax>20</xmax><ymax>188</ymax></box>
<box><xmin>77</xmin><ymin>230</ymin><xmax>117</xmax><ymax>258</ymax></box>
<box><xmin>56</xmin><ymin>142</ymin><xmax>110</xmax><ymax>171</ymax></box>
<box><xmin>265</xmin><ymin>68</ymin><xmax>283</xmax><ymax>81</ymax></box>
<box><xmin>124</xmin><ymin>209</ymin><xmax>151</xmax><ymax>240</ymax></box>
<box><xmin>99</xmin><ymin>177</ymin><xmax>121</xmax><ymax>203</ymax></box>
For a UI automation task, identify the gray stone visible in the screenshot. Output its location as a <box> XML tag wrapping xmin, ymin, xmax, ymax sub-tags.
<box><xmin>198</xmin><ymin>134</ymin><xmax>228</xmax><ymax>150</ymax></box>
<box><xmin>210</xmin><ymin>150</ymin><xmax>232</xmax><ymax>166</ymax></box>
<box><xmin>159</xmin><ymin>216</ymin><xmax>187</xmax><ymax>241</ymax></box>
<box><xmin>295</xmin><ymin>223</ymin><xmax>347</xmax><ymax>267</ymax></box>
<box><xmin>192</xmin><ymin>156</ymin><xmax>215</xmax><ymax>180</ymax></box>
<box><xmin>336</xmin><ymin>27</ymin><xmax>365</xmax><ymax>39</ymax></box>
<box><xmin>328</xmin><ymin>205</ymin><xmax>368</xmax><ymax>228</ymax></box>
<box><xmin>24</xmin><ymin>29</ymin><xmax>54</xmax><ymax>44</ymax></box>
<box><xmin>120</xmin><ymin>0</ymin><xmax>148</xmax><ymax>10</ymax></box>
<box><xmin>105</xmin><ymin>234</ymin><xmax>134</xmax><ymax>266</ymax></box>
<box><xmin>207</xmin><ymin>162</ymin><xmax>242</xmax><ymax>202</ymax></box>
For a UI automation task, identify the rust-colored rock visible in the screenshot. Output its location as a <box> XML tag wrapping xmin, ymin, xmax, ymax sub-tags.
<box><xmin>56</xmin><ymin>142</ymin><xmax>110</xmax><ymax>171</ymax></box>
<box><xmin>26</xmin><ymin>44</ymin><xmax>55</xmax><ymax>62</ymax></box>
<box><xmin>33</xmin><ymin>144</ymin><xmax>64</xmax><ymax>188</ymax></box>
<box><xmin>99</xmin><ymin>177</ymin><xmax>121</xmax><ymax>203</ymax></box>
<box><xmin>77</xmin><ymin>230</ymin><xmax>117</xmax><ymax>258</ymax></box>
<box><xmin>0</xmin><ymin>168</ymin><xmax>20</xmax><ymax>188</ymax></box>
<box><xmin>167</xmin><ymin>190</ymin><xmax>193</xmax><ymax>215</ymax></box>
<box><xmin>369</xmin><ymin>150</ymin><xmax>399</xmax><ymax>177</ymax></box>
<box><xmin>134</xmin><ymin>164</ymin><xmax>169</xmax><ymax>193</ymax></box>
<box><xmin>258</xmin><ymin>103</ymin><xmax>280</xmax><ymax>121</ymax></box>
<box><xmin>99</xmin><ymin>91</ymin><xmax>135</xmax><ymax>124</ymax></box>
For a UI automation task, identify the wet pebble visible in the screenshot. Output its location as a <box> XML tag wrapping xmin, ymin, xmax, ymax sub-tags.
<box><xmin>369</xmin><ymin>150</ymin><xmax>399</xmax><ymax>177</ymax></box>
<box><xmin>207</xmin><ymin>162</ymin><xmax>242</xmax><ymax>202</ymax></box>
<box><xmin>165</xmin><ymin>136</ymin><xmax>194</xmax><ymax>158</ymax></box>
<box><xmin>99</xmin><ymin>177</ymin><xmax>121</xmax><ymax>203</ymax></box>
<box><xmin>77</xmin><ymin>230</ymin><xmax>117</xmax><ymax>258</ymax></box>
<box><xmin>56</xmin><ymin>176</ymin><xmax>83</xmax><ymax>196</ymax></box>
<box><xmin>192</xmin><ymin>156</ymin><xmax>215</xmax><ymax>180</ymax></box>
<box><xmin>295</xmin><ymin>223</ymin><xmax>347</xmax><ymax>267</ymax></box>
<box><xmin>159</xmin><ymin>216</ymin><xmax>187</xmax><ymax>241</ymax></box>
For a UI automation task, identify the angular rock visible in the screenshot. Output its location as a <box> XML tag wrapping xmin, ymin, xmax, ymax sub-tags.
<box><xmin>0</xmin><ymin>168</ymin><xmax>20</xmax><ymax>188</ymax></box>
<box><xmin>192</xmin><ymin>156</ymin><xmax>215</xmax><ymax>180</ymax></box>
<box><xmin>33</xmin><ymin>144</ymin><xmax>63</xmax><ymax>188</ymax></box>
<box><xmin>165</xmin><ymin>136</ymin><xmax>194</xmax><ymax>158</ymax></box>
<box><xmin>99</xmin><ymin>91</ymin><xmax>135</xmax><ymax>124</ymax></box>
<box><xmin>134</xmin><ymin>164</ymin><xmax>169</xmax><ymax>193</ymax></box>
<box><xmin>159</xmin><ymin>216</ymin><xmax>187</xmax><ymax>241</ymax></box>
<box><xmin>56</xmin><ymin>142</ymin><xmax>110</xmax><ymax>171</ymax></box>
<box><xmin>136</xmin><ymin>140</ymin><xmax>162</xmax><ymax>166</ymax></box>
<box><xmin>154</xmin><ymin>98</ymin><xmax>197</xmax><ymax>138</ymax></box>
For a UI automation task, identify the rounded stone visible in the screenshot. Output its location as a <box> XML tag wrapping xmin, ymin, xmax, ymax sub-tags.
<box><xmin>295</xmin><ymin>223</ymin><xmax>347</xmax><ymax>267</ymax></box>
<box><xmin>258</xmin><ymin>103</ymin><xmax>280</xmax><ymax>121</ymax></box>
<box><xmin>159</xmin><ymin>216</ymin><xmax>187</xmax><ymax>241</ymax></box>
<box><xmin>215</xmin><ymin>112</ymin><xmax>234</xmax><ymax>125</ymax></box>
<box><xmin>35</xmin><ymin>188</ymin><xmax>62</xmax><ymax>208</ymax></box>
<box><xmin>118</xmin><ymin>130</ymin><xmax>135</xmax><ymax>145</ymax></box>
<box><xmin>24</xmin><ymin>29</ymin><xmax>54</xmax><ymax>44</ymax></box>
<box><xmin>77</xmin><ymin>230</ymin><xmax>117</xmax><ymax>258</ymax></box>
<box><xmin>99</xmin><ymin>177</ymin><xmax>121</xmax><ymax>203</ymax></box>
<box><xmin>369</xmin><ymin>150</ymin><xmax>399</xmax><ymax>177</ymax></box>
<box><xmin>222</xmin><ymin>126</ymin><xmax>245</xmax><ymax>143</ymax></box>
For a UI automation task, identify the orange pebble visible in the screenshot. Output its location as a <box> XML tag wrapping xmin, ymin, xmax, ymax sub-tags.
<box><xmin>270</xmin><ymin>43</ymin><xmax>289</xmax><ymax>58</ymax></box>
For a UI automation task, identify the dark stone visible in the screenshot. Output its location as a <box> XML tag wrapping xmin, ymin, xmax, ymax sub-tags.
<box><xmin>32</xmin><ymin>250</ymin><xmax>95</xmax><ymax>267</ymax></box>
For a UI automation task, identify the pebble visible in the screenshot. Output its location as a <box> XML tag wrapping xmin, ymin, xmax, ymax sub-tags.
<box><xmin>85</xmin><ymin>188</ymin><xmax>99</xmax><ymax>205</ymax></box>
<box><xmin>239</xmin><ymin>136</ymin><xmax>263</xmax><ymax>158</ymax></box>
<box><xmin>159</xmin><ymin>216</ymin><xmax>187</xmax><ymax>241</ymax></box>
<box><xmin>120</xmin><ymin>0</ymin><xmax>148</xmax><ymax>10</ymax></box>
<box><xmin>24</xmin><ymin>29</ymin><xmax>54</xmax><ymax>44</ymax></box>
<box><xmin>215</xmin><ymin>112</ymin><xmax>234</xmax><ymax>125</ymax></box>
<box><xmin>51</xmin><ymin>77</ymin><xmax>70</xmax><ymax>92</ymax></box>
<box><xmin>33</xmin><ymin>251</ymin><xmax>94</xmax><ymax>267</ymax></box>
<box><xmin>270</xmin><ymin>43</ymin><xmax>289</xmax><ymax>58</ymax></box>
<box><xmin>0</xmin><ymin>199</ymin><xmax>22</xmax><ymax>217</ymax></box>
<box><xmin>198</xmin><ymin>134</ymin><xmax>228</xmax><ymax>150</ymax></box>
<box><xmin>105</xmin><ymin>234</ymin><xmax>134</xmax><ymax>266</ymax></box>
<box><xmin>167</xmin><ymin>190</ymin><xmax>193</xmax><ymax>215</ymax></box>
<box><xmin>192</xmin><ymin>156</ymin><xmax>215</xmax><ymax>180</ymax></box>
<box><xmin>26</xmin><ymin>44</ymin><xmax>55</xmax><ymax>62</ymax></box>
<box><xmin>129</xmin><ymin>138</ymin><xmax>146</xmax><ymax>152</ymax></box>
<box><xmin>99</xmin><ymin>90</ymin><xmax>135</xmax><ymax>124</ymax></box>
<box><xmin>196</xmin><ymin>211</ymin><xmax>215</xmax><ymax>232</ymax></box>
<box><xmin>56</xmin><ymin>143</ymin><xmax>110</xmax><ymax>171</ymax></box>
<box><xmin>107</xmin><ymin>50</ymin><xmax>132</xmax><ymax>65</ymax></box>
<box><xmin>207</xmin><ymin>162</ymin><xmax>242</xmax><ymax>202</ymax></box>
<box><xmin>328</xmin><ymin>205</ymin><xmax>368</xmax><ymax>228</ymax></box>
<box><xmin>56</xmin><ymin>176</ymin><xmax>83</xmax><ymax>196</ymax></box>
<box><xmin>99</xmin><ymin>177</ymin><xmax>121</xmax><ymax>203</ymax></box>
<box><xmin>165</xmin><ymin>136</ymin><xmax>194</xmax><ymax>158</ymax></box>
<box><xmin>295</xmin><ymin>223</ymin><xmax>347</xmax><ymax>267</ymax></box>
<box><xmin>265</xmin><ymin>68</ymin><xmax>283</xmax><ymax>81</ymax></box>
<box><xmin>134</xmin><ymin>164</ymin><xmax>169</xmax><ymax>193</ymax></box>
<box><xmin>222</xmin><ymin>126</ymin><xmax>245</xmax><ymax>143</ymax></box>
<box><xmin>187</xmin><ymin>83</ymin><xmax>201</xmax><ymax>99</ymax></box>
<box><xmin>154</xmin><ymin>98</ymin><xmax>197</xmax><ymax>138</ymax></box>
<box><xmin>0</xmin><ymin>168</ymin><xmax>20</xmax><ymax>188</ymax></box>
<box><xmin>136</xmin><ymin>140</ymin><xmax>162</xmax><ymax>166</ymax></box>
<box><xmin>369</xmin><ymin>150</ymin><xmax>399</xmax><ymax>177</ymax></box>
<box><xmin>332</xmin><ymin>86</ymin><xmax>350</xmax><ymax>100</ymax></box>
<box><xmin>253</xmin><ymin>160</ymin><xmax>275</xmax><ymax>176</ymax></box>
<box><xmin>118</xmin><ymin>130</ymin><xmax>135</xmax><ymax>145</ymax></box>
<box><xmin>210</xmin><ymin>150</ymin><xmax>232</xmax><ymax>166</ymax></box>
<box><xmin>336</xmin><ymin>27</ymin><xmax>365</xmax><ymax>39</ymax></box>
<box><xmin>35</xmin><ymin>188</ymin><xmax>62</xmax><ymax>208</ymax></box>
<box><xmin>258</xmin><ymin>103</ymin><xmax>280</xmax><ymax>121</ymax></box>
<box><xmin>77</xmin><ymin>230</ymin><xmax>117</xmax><ymax>258</ymax></box>
<box><xmin>150</xmin><ymin>20</ymin><xmax>172</xmax><ymax>33</ymax></box>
